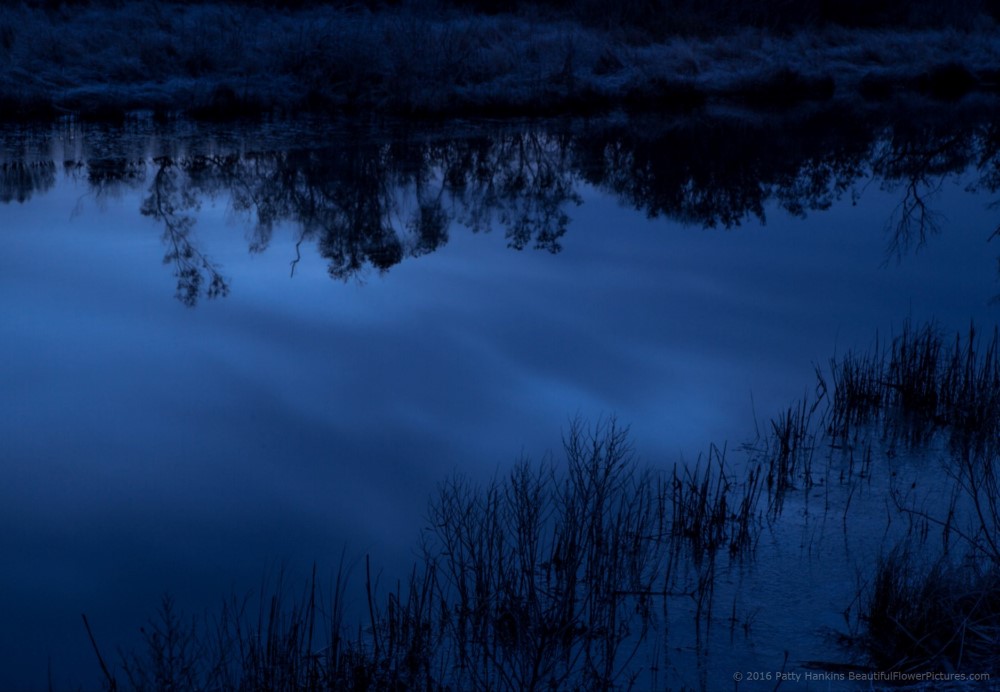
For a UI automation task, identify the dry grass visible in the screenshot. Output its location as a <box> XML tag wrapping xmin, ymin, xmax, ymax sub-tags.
<box><xmin>1</xmin><ymin>2</ymin><xmax>999</xmax><ymax>121</ymax></box>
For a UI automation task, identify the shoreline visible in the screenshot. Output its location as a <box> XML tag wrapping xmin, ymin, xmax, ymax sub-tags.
<box><xmin>1</xmin><ymin>3</ymin><xmax>999</xmax><ymax>124</ymax></box>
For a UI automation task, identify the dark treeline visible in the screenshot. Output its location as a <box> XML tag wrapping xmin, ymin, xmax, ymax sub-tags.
<box><xmin>22</xmin><ymin>0</ymin><xmax>1000</xmax><ymax>32</ymax></box>
<box><xmin>4</xmin><ymin>0</ymin><xmax>998</xmax><ymax>124</ymax></box>
<box><xmin>3</xmin><ymin>109</ymin><xmax>999</xmax><ymax>304</ymax></box>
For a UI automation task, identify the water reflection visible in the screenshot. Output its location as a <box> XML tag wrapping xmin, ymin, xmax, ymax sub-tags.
<box><xmin>141</xmin><ymin>157</ymin><xmax>230</xmax><ymax>306</ymax></box>
<box><xmin>0</xmin><ymin>161</ymin><xmax>55</xmax><ymax>203</ymax></box>
<box><xmin>2</xmin><ymin>112</ymin><xmax>999</xmax><ymax>304</ymax></box>
<box><xmin>3</xmin><ymin>114</ymin><xmax>1000</xmax><ymax>691</ymax></box>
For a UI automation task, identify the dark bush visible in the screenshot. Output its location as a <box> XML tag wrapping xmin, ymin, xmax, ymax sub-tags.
<box><xmin>188</xmin><ymin>85</ymin><xmax>268</xmax><ymax>121</ymax></box>
<box><xmin>431</xmin><ymin>0</ymin><xmax>991</xmax><ymax>35</ymax></box>
<box><xmin>733</xmin><ymin>68</ymin><xmax>836</xmax><ymax>108</ymax></box>
<box><xmin>820</xmin><ymin>0</ymin><xmax>984</xmax><ymax>27</ymax></box>
<box><xmin>858</xmin><ymin>72</ymin><xmax>897</xmax><ymax>101</ymax></box>
<box><xmin>914</xmin><ymin>62</ymin><xmax>980</xmax><ymax>101</ymax></box>
<box><xmin>621</xmin><ymin>78</ymin><xmax>705</xmax><ymax>112</ymax></box>
<box><xmin>0</xmin><ymin>93</ymin><xmax>56</xmax><ymax>122</ymax></box>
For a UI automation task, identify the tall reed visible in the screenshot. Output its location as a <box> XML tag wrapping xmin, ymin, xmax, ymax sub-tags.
<box><xmin>826</xmin><ymin>322</ymin><xmax>1000</xmax><ymax>448</ymax></box>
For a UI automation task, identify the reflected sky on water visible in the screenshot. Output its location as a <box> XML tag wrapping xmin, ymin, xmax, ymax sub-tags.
<box><xmin>1</xmin><ymin>117</ymin><xmax>999</xmax><ymax>690</ymax></box>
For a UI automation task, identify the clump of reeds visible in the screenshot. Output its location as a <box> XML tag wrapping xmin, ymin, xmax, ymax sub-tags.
<box><xmin>826</xmin><ymin>322</ymin><xmax>1000</xmax><ymax>447</ymax></box>
<box><xmin>863</xmin><ymin>547</ymin><xmax>1000</xmax><ymax>675</ymax></box>
<box><xmin>863</xmin><ymin>436</ymin><xmax>1000</xmax><ymax>677</ymax></box>
<box><xmin>105</xmin><ymin>565</ymin><xmax>354</xmax><ymax>692</ymax></box>
<box><xmin>767</xmin><ymin>397</ymin><xmax>817</xmax><ymax>493</ymax></box>
<box><xmin>885</xmin><ymin>323</ymin><xmax>944</xmax><ymax>425</ymax></box>
<box><xmin>940</xmin><ymin>325</ymin><xmax>1000</xmax><ymax>443</ymax></box>
<box><xmin>670</xmin><ymin>449</ymin><xmax>729</xmax><ymax>557</ymax></box>
<box><xmin>740</xmin><ymin>393</ymin><xmax>822</xmax><ymax>518</ymax></box>
<box><xmin>669</xmin><ymin>445</ymin><xmax>764</xmax><ymax>557</ymax></box>
<box><xmin>424</xmin><ymin>418</ymin><xmax>673</xmax><ymax>691</ymax></box>
<box><xmin>826</xmin><ymin>340</ymin><xmax>887</xmax><ymax>440</ymax></box>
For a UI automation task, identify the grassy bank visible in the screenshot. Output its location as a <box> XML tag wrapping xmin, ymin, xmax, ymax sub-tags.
<box><xmin>1</xmin><ymin>1</ymin><xmax>1000</xmax><ymax>122</ymax></box>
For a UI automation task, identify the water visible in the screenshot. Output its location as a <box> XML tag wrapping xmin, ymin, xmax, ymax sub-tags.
<box><xmin>1</xmin><ymin>114</ymin><xmax>999</xmax><ymax>691</ymax></box>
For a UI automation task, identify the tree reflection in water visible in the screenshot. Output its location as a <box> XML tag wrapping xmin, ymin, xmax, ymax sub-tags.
<box><xmin>142</xmin><ymin>157</ymin><xmax>230</xmax><ymax>307</ymax></box>
<box><xmin>1</xmin><ymin>111</ymin><xmax>998</xmax><ymax>304</ymax></box>
<box><xmin>0</xmin><ymin>161</ymin><xmax>56</xmax><ymax>203</ymax></box>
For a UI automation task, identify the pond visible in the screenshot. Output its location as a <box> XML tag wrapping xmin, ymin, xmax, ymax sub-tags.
<box><xmin>2</xmin><ymin>109</ymin><xmax>999</xmax><ymax>691</ymax></box>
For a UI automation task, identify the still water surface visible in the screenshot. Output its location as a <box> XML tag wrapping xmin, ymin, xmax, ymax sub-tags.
<box><xmin>1</xmin><ymin>116</ymin><xmax>999</xmax><ymax>690</ymax></box>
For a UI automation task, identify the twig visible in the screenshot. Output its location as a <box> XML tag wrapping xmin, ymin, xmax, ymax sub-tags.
<box><xmin>81</xmin><ymin>613</ymin><xmax>117</xmax><ymax>691</ymax></box>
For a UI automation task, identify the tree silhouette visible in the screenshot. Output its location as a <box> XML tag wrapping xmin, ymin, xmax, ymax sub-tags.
<box><xmin>2</xmin><ymin>113</ymin><xmax>998</xmax><ymax>304</ymax></box>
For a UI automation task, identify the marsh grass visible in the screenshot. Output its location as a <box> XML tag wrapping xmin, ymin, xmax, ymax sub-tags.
<box><xmin>768</xmin><ymin>397</ymin><xmax>818</xmax><ymax>492</ymax></box>
<box><xmin>738</xmin><ymin>392</ymin><xmax>824</xmax><ymax>520</ymax></box>
<box><xmin>421</xmin><ymin>419</ymin><xmax>673</xmax><ymax>690</ymax></box>
<box><xmin>857</xmin><ymin>336</ymin><xmax>1000</xmax><ymax>678</ymax></box>
<box><xmin>827</xmin><ymin>334</ymin><xmax>885</xmax><ymax>440</ymax></box>
<box><xmin>101</xmin><ymin>319</ymin><xmax>1000</xmax><ymax>689</ymax></box>
<box><xmin>669</xmin><ymin>445</ymin><xmax>764</xmax><ymax>558</ymax></box>
<box><xmin>863</xmin><ymin>547</ymin><xmax>1000</xmax><ymax>676</ymax></box>
<box><xmin>940</xmin><ymin>326</ymin><xmax>1000</xmax><ymax>443</ymax></box>
<box><xmin>102</xmin><ymin>567</ymin><xmax>350</xmax><ymax>692</ymax></box>
<box><xmin>103</xmin><ymin>419</ymin><xmax>773</xmax><ymax>691</ymax></box>
<box><xmin>825</xmin><ymin>322</ymin><xmax>1000</xmax><ymax>448</ymax></box>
